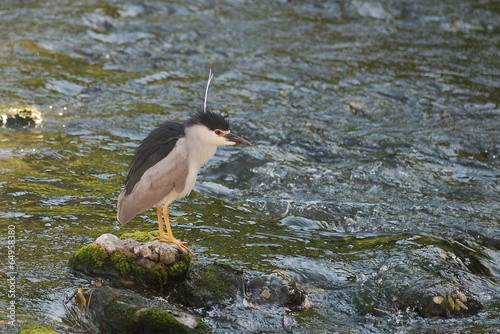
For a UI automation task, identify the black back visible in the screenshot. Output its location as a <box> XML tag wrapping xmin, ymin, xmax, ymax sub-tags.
<box><xmin>125</xmin><ymin>121</ymin><xmax>186</xmax><ymax>195</ymax></box>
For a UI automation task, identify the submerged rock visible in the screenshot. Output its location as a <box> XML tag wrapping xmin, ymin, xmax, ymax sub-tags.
<box><xmin>72</xmin><ymin>286</ymin><xmax>210</xmax><ymax>334</ymax></box>
<box><xmin>68</xmin><ymin>232</ymin><xmax>308</xmax><ymax>332</ymax></box>
<box><xmin>247</xmin><ymin>270</ymin><xmax>306</xmax><ymax>309</ymax></box>
<box><xmin>167</xmin><ymin>264</ymin><xmax>308</xmax><ymax>310</ymax></box>
<box><xmin>400</xmin><ymin>280</ymin><xmax>483</xmax><ymax>318</ymax></box>
<box><xmin>1</xmin><ymin>107</ymin><xmax>42</xmax><ymax>128</ymax></box>
<box><xmin>168</xmin><ymin>263</ymin><xmax>245</xmax><ymax>309</ymax></box>
<box><xmin>68</xmin><ymin>233</ymin><xmax>191</xmax><ymax>289</ymax></box>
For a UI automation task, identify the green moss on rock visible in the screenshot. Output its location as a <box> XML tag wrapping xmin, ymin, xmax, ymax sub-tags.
<box><xmin>69</xmin><ymin>238</ymin><xmax>190</xmax><ymax>289</ymax></box>
<box><xmin>82</xmin><ymin>287</ymin><xmax>211</xmax><ymax>333</ymax></box>
<box><xmin>16</xmin><ymin>325</ymin><xmax>58</xmax><ymax>334</ymax></box>
<box><xmin>194</xmin><ymin>317</ymin><xmax>211</xmax><ymax>333</ymax></box>
<box><xmin>106</xmin><ymin>300</ymin><xmax>141</xmax><ymax>332</ymax></box>
<box><xmin>166</xmin><ymin>258</ymin><xmax>190</xmax><ymax>277</ymax></box>
<box><xmin>139</xmin><ymin>308</ymin><xmax>189</xmax><ymax>334</ymax></box>
<box><xmin>109</xmin><ymin>251</ymin><xmax>147</xmax><ymax>276</ymax></box>
<box><xmin>120</xmin><ymin>230</ymin><xmax>159</xmax><ymax>242</ymax></box>
<box><xmin>168</xmin><ymin>264</ymin><xmax>243</xmax><ymax>308</ymax></box>
<box><xmin>201</xmin><ymin>267</ymin><xmax>229</xmax><ymax>297</ymax></box>
<box><xmin>68</xmin><ymin>243</ymin><xmax>108</xmax><ymax>270</ymax></box>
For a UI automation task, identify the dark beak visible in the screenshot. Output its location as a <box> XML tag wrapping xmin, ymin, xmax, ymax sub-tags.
<box><xmin>225</xmin><ymin>133</ymin><xmax>252</xmax><ymax>146</ymax></box>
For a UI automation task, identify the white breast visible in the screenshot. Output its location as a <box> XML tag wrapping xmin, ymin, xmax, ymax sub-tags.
<box><xmin>154</xmin><ymin>129</ymin><xmax>219</xmax><ymax>207</ymax></box>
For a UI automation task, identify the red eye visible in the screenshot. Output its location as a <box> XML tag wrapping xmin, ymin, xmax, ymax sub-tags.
<box><xmin>215</xmin><ymin>130</ymin><xmax>221</xmax><ymax>135</ymax></box>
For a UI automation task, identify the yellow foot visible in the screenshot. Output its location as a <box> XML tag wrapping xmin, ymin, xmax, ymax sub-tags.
<box><xmin>150</xmin><ymin>236</ymin><xmax>195</xmax><ymax>257</ymax></box>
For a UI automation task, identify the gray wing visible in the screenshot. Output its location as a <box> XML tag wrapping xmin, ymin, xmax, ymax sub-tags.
<box><xmin>117</xmin><ymin>141</ymin><xmax>189</xmax><ymax>225</ymax></box>
<box><xmin>125</xmin><ymin>122</ymin><xmax>185</xmax><ymax>196</ymax></box>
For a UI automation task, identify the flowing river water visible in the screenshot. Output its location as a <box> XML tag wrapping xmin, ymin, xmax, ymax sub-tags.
<box><xmin>0</xmin><ymin>0</ymin><xmax>499</xmax><ymax>333</ymax></box>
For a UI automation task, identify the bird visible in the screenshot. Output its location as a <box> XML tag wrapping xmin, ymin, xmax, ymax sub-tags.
<box><xmin>117</xmin><ymin>70</ymin><xmax>251</xmax><ymax>256</ymax></box>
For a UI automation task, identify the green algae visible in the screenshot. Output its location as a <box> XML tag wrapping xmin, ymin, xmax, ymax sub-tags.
<box><xmin>109</xmin><ymin>251</ymin><xmax>148</xmax><ymax>276</ymax></box>
<box><xmin>68</xmin><ymin>234</ymin><xmax>191</xmax><ymax>288</ymax></box>
<box><xmin>193</xmin><ymin>317</ymin><xmax>211</xmax><ymax>334</ymax></box>
<box><xmin>194</xmin><ymin>264</ymin><xmax>242</xmax><ymax>301</ymax></box>
<box><xmin>83</xmin><ymin>287</ymin><xmax>211</xmax><ymax>333</ymax></box>
<box><xmin>139</xmin><ymin>308</ymin><xmax>189</xmax><ymax>334</ymax></box>
<box><xmin>68</xmin><ymin>243</ymin><xmax>108</xmax><ymax>270</ymax></box>
<box><xmin>106</xmin><ymin>300</ymin><xmax>141</xmax><ymax>332</ymax></box>
<box><xmin>152</xmin><ymin>260</ymin><xmax>189</xmax><ymax>284</ymax></box>
<box><xmin>120</xmin><ymin>230</ymin><xmax>159</xmax><ymax>242</ymax></box>
<box><xmin>200</xmin><ymin>267</ymin><xmax>230</xmax><ymax>297</ymax></box>
<box><xmin>16</xmin><ymin>325</ymin><xmax>58</xmax><ymax>334</ymax></box>
<box><xmin>168</xmin><ymin>264</ymin><xmax>243</xmax><ymax>308</ymax></box>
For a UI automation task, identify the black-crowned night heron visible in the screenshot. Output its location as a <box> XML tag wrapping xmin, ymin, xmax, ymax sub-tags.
<box><xmin>117</xmin><ymin>71</ymin><xmax>251</xmax><ymax>256</ymax></box>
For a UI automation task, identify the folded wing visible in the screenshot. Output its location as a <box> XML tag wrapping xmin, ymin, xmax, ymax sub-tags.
<box><xmin>117</xmin><ymin>139</ymin><xmax>189</xmax><ymax>225</ymax></box>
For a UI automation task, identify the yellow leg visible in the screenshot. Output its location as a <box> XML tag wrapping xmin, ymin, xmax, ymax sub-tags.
<box><xmin>156</xmin><ymin>206</ymin><xmax>166</xmax><ymax>238</ymax></box>
<box><xmin>163</xmin><ymin>205</ymin><xmax>175</xmax><ymax>241</ymax></box>
<box><xmin>151</xmin><ymin>206</ymin><xmax>194</xmax><ymax>257</ymax></box>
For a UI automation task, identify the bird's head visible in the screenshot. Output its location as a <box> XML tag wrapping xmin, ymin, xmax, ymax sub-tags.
<box><xmin>186</xmin><ymin>110</ymin><xmax>251</xmax><ymax>147</ymax></box>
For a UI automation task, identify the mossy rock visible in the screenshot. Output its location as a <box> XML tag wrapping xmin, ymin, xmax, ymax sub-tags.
<box><xmin>399</xmin><ymin>280</ymin><xmax>483</xmax><ymax>318</ymax></box>
<box><xmin>2</xmin><ymin>107</ymin><xmax>42</xmax><ymax>128</ymax></box>
<box><xmin>69</xmin><ymin>233</ymin><xmax>191</xmax><ymax>289</ymax></box>
<box><xmin>168</xmin><ymin>263</ymin><xmax>244</xmax><ymax>308</ymax></box>
<box><xmin>16</xmin><ymin>325</ymin><xmax>58</xmax><ymax>334</ymax></box>
<box><xmin>247</xmin><ymin>270</ymin><xmax>306</xmax><ymax>309</ymax></box>
<box><xmin>120</xmin><ymin>230</ymin><xmax>160</xmax><ymax>242</ymax></box>
<box><xmin>68</xmin><ymin>243</ymin><xmax>109</xmax><ymax>272</ymax></box>
<box><xmin>79</xmin><ymin>287</ymin><xmax>211</xmax><ymax>334</ymax></box>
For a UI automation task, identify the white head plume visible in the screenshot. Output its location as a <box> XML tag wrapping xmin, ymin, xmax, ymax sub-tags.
<box><xmin>203</xmin><ymin>69</ymin><xmax>214</xmax><ymax>112</ymax></box>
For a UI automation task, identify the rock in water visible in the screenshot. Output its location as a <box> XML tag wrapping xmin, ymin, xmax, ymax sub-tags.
<box><xmin>94</xmin><ymin>233</ymin><xmax>182</xmax><ymax>269</ymax></box>
<box><xmin>69</xmin><ymin>233</ymin><xmax>191</xmax><ymax>288</ymax></box>
<box><xmin>1</xmin><ymin>107</ymin><xmax>42</xmax><ymax>128</ymax></box>
<box><xmin>400</xmin><ymin>280</ymin><xmax>483</xmax><ymax>318</ymax></box>
<box><xmin>167</xmin><ymin>263</ymin><xmax>245</xmax><ymax>309</ymax></box>
<box><xmin>246</xmin><ymin>270</ymin><xmax>306</xmax><ymax>309</ymax></box>
<box><xmin>69</xmin><ymin>286</ymin><xmax>210</xmax><ymax>334</ymax></box>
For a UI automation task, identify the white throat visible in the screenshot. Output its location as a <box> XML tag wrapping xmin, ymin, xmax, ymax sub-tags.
<box><xmin>185</xmin><ymin>125</ymin><xmax>219</xmax><ymax>169</ymax></box>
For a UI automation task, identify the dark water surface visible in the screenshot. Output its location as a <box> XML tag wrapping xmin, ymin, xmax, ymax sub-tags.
<box><xmin>1</xmin><ymin>0</ymin><xmax>499</xmax><ymax>333</ymax></box>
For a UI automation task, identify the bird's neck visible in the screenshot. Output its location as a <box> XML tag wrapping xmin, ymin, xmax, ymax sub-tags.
<box><xmin>185</xmin><ymin>125</ymin><xmax>218</xmax><ymax>169</ymax></box>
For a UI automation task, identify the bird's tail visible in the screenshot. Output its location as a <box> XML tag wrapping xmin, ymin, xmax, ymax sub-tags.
<box><xmin>116</xmin><ymin>190</ymin><xmax>133</xmax><ymax>225</ymax></box>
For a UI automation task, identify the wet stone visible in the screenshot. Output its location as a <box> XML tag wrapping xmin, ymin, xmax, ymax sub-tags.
<box><xmin>1</xmin><ymin>107</ymin><xmax>42</xmax><ymax>128</ymax></box>
<box><xmin>69</xmin><ymin>233</ymin><xmax>307</xmax><ymax>319</ymax></box>
<box><xmin>68</xmin><ymin>233</ymin><xmax>191</xmax><ymax>288</ymax></box>
<box><xmin>70</xmin><ymin>286</ymin><xmax>210</xmax><ymax>334</ymax></box>
<box><xmin>167</xmin><ymin>263</ymin><xmax>245</xmax><ymax>309</ymax></box>
<box><xmin>94</xmin><ymin>233</ymin><xmax>181</xmax><ymax>269</ymax></box>
<box><xmin>246</xmin><ymin>271</ymin><xmax>306</xmax><ymax>309</ymax></box>
<box><xmin>400</xmin><ymin>281</ymin><xmax>483</xmax><ymax>318</ymax></box>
